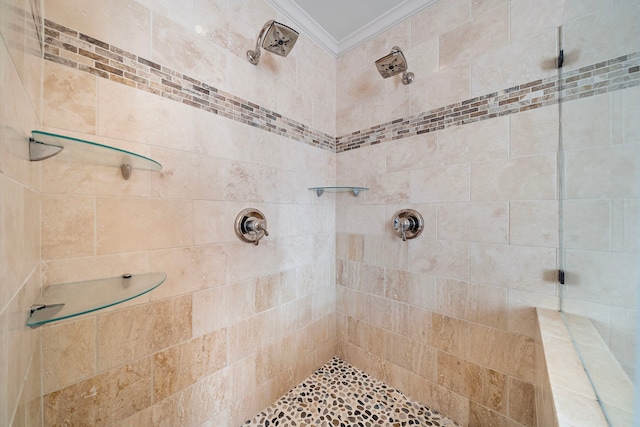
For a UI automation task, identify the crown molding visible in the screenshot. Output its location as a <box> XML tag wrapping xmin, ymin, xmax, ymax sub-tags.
<box><xmin>266</xmin><ymin>0</ymin><xmax>339</xmax><ymax>56</ymax></box>
<box><xmin>267</xmin><ymin>0</ymin><xmax>438</xmax><ymax>57</ymax></box>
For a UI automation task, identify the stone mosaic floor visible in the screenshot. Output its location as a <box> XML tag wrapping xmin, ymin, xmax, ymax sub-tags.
<box><xmin>243</xmin><ymin>357</ymin><xmax>460</xmax><ymax>427</ymax></box>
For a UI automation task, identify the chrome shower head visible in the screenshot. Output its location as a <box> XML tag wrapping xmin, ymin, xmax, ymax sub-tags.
<box><xmin>247</xmin><ymin>20</ymin><xmax>299</xmax><ymax>65</ymax></box>
<box><xmin>375</xmin><ymin>46</ymin><xmax>414</xmax><ymax>85</ymax></box>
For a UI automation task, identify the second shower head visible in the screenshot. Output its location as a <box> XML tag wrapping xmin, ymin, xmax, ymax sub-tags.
<box><xmin>375</xmin><ymin>46</ymin><xmax>414</xmax><ymax>85</ymax></box>
<box><xmin>247</xmin><ymin>20</ymin><xmax>299</xmax><ymax>65</ymax></box>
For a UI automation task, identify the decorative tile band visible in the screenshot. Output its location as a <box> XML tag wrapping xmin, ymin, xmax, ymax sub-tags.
<box><xmin>336</xmin><ymin>52</ymin><xmax>640</xmax><ymax>152</ymax></box>
<box><xmin>42</xmin><ymin>19</ymin><xmax>639</xmax><ymax>154</ymax></box>
<box><xmin>42</xmin><ymin>19</ymin><xmax>335</xmax><ymax>151</ymax></box>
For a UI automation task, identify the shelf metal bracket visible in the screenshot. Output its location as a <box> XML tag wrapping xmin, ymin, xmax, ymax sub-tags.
<box><xmin>29</xmin><ymin>138</ymin><xmax>64</xmax><ymax>161</ymax></box>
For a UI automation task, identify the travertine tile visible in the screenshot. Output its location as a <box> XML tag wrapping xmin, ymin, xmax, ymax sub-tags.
<box><xmin>437</xmin><ymin>202</ymin><xmax>508</xmax><ymax>244</ymax></box>
<box><xmin>409</xmin><ymin>375</ymin><xmax>470</xmax><ymax>426</ymax></box>
<box><xmin>44</xmin><ymin>357</ymin><xmax>152</xmax><ymax>426</ymax></box>
<box><xmin>509</xmin><ymin>378</ymin><xmax>536</xmax><ymax>427</ymax></box>
<box><xmin>472</xmin><ymin>0</ymin><xmax>508</xmax><ymax>18</ymax></box>
<box><xmin>149</xmin><ymin>245</ymin><xmax>226</xmax><ymax>300</ymax></box>
<box><xmin>510</xmin><ymin>0</ymin><xmax>562</xmax><ymax>42</ymax></box>
<box><xmin>365</xmin><ymin>85</ymin><xmax>410</xmax><ymax>129</ymax></box>
<box><xmin>436</xmin><ymin>277</ymin><xmax>468</xmax><ymax>320</ymax></box>
<box><xmin>564</xmin><ymin>144</ymin><xmax>640</xmax><ymax>199</ymax></box>
<box><xmin>411</xmin><ymin>0</ymin><xmax>470</xmax><ymax>46</ymax></box>
<box><xmin>467</xmin><ymin>283</ymin><xmax>507</xmax><ymax>330</ymax></box>
<box><xmin>45</xmin><ymin>0</ymin><xmax>152</xmax><ymax>57</ymax></box>
<box><xmin>564</xmin><ymin>250</ymin><xmax>638</xmax><ymax>308</ymax></box>
<box><xmin>336</xmin><ymin>101</ymin><xmax>366</xmax><ymax>136</ymax></box>
<box><xmin>409</xmin><ymin>239</ymin><xmax>470</xmax><ymax>280</ymax></box>
<box><xmin>153</xmin><ymin>328</ymin><xmax>227</xmax><ymax>400</ymax></box>
<box><xmin>617</xmin><ymin>85</ymin><xmax>640</xmax><ymax>145</ymax></box>
<box><xmin>386</xmin><ymin>133</ymin><xmax>437</xmax><ymax>173</ymax></box>
<box><xmin>468</xmin><ymin>401</ymin><xmax>512</xmax><ymax>427</ymax></box>
<box><xmin>468</xmin><ymin>364</ymin><xmax>507</xmax><ymax>415</ymax></box>
<box><xmin>510</xmin><ymin>104</ymin><xmax>559</xmax><ymax>157</ymax></box>
<box><xmin>346</xmin><ymin>233</ymin><xmax>364</xmax><ymax>262</ymax></box>
<box><xmin>43</xmin><ymin>61</ymin><xmax>97</xmax><ymax>133</ymax></box>
<box><xmin>438</xmin><ymin>116</ymin><xmax>509</xmax><ymax>166</ymax></box>
<box><xmin>470</xmin><ymin>154</ymin><xmax>557</xmax><ymax>201</ymax></box>
<box><xmin>149</xmin><ymin>366</ymin><xmax>232</xmax><ymax>426</ymax></box>
<box><xmin>41</xmin><ymin>194</ymin><xmax>95</xmax><ymax>259</ymax></box>
<box><xmin>469</xmin><ymin>323</ymin><xmax>535</xmax><ymax>383</ymax></box>
<box><xmin>96</xmin><ymin>197</ymin><xmax>194</xmax><ymax>254</ymax></box>
<box><xmin>97</xmin><ymin>79</ymin><xmax>194</xmax><ymax>152</ymax></box>
<box><xmin>411</xmin><ymin>164</ymin><xmax>470</xmax><ymax>203</ymax></box>
<box><xmin>436</xmin><ymin>351</ymin><xmax>471</xmax><ymax>397</ymax></box>
<box><xmin>42</xmin><ymin>318</ymin><xmax>96</xmax><ymax>393</ymax></box>
<box><xmin>386</xmin><ymin>269</ymin><xmax>436</xmax><ymax>311</ymax></box>
<box><xmin>472</xmin><ymin>30</ymin><xmax>557</xmax><ymax>97</ymax></box>
<box><xmin>509</xmin><ymin>201</ymin><xmax>559</xmax><ymax>248</ymax></box>
<box><xmin>97</xmin><ymin>296</ymin><xmax>192</xmax><ymax>370</ymax></box>
<box><xmin>469</xmin><ymin>243</ymin><xmax>557</xmax><ymax>294</ymax></box>
<box><xmin>408</xmin><ymin>306</ymin><xmax>432</xmax><ymax>344</ymax></box>
<box><xmin>410</xmin><ymin>62</ymin><xmax>471</xmax><ymax>113</ymax></box>
<box><xmin>359</xmin><ymin>264</ymin><xmax>385</xmax><ymax>296</ymax></box>
<box><xmin>341</xmin><ymin>144</ymin><xmax>386</xmax><ymax>179</ymax></box>
<box><xmin>562</xmin><ymin>1</ymin><xmax>640</xmax><ymax>71</ymax></box>
<box><xmin>508</xmin><ymin>290</ymin><xmax>558</xmax><ymax>338</ymax></box>
<box><xmin>0</xmin><ymin>178</ymin><xmax>39</xmax><ymax>311</ymax></box>
<box><xmin>255</xmin><ymin>270</ymin><xmax>297</xmax><ymax>313</ymax></box>
<box><xmin>431</xmin><ymin>313</ymin><xmax>470</xmax><ymax>359</ymax></box>
<box><xmin>153</xmin><ymin>15</ymin><xmax>227</xmax><ymax>90</ymax></box>
<box><xmin>564</xmin><ymin>94</ymin><xmax>612</xmax><ymax>149</ymax></box>
<box><xmin>439</xmin><ymin>4</ymin><xmax>509</xmax><ymax>69</ymax></box>
<box><xmin>563</xmin><ymin>200</ymin><xmax>611</xmax><ymax>251</ymax></box>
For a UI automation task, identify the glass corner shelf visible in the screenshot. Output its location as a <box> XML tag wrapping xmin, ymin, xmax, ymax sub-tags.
<box><xmin>308</xmin><ymin>186</ymin><xmax>369</xmax><ymax>197</ymax></box>
<box><xmin>27</xmin><ymin>272</ymin><xmax>167</xmax><ymax>328</ymax></box>
<box><xmin>29</xmin><ymin>130</ymin><xmax>162</xmax><ymax>180</ymax></box>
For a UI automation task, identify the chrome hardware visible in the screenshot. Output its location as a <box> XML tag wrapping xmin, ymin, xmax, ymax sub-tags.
<box><xmin>235</xmin><ymin>208</ymin><xmax>269</xmax><ymax>245</ymax></box>
<box><xmin>392</xmin><ymin>209</ymin><xmax>424</xmax><ymax>241</ymax></box>
<box><xmin>375</xmin><ymin>46</ymin><xmax>415</xmax><ymax>85</ymax></box>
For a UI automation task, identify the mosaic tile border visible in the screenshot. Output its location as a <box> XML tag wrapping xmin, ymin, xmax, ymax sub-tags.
<box><xmin>42</xmin><ymin>19</ymin><xmax>335</xmax><ymax>151</ymax></box>
<box><xmin>42</xmin><ymin>19</ymin><xmax>639</xmax><ymax>155</ymax></box>
<box><xmin>336</xmin><ymin>52</ymin><xmax>640</xmax><ymax>152</ymax></box>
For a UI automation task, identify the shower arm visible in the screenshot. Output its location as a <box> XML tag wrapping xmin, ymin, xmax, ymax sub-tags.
<box><xmin>248</xmin><ymin>20</ymin><xmax>275</xmax><ymax>64</ymax></box>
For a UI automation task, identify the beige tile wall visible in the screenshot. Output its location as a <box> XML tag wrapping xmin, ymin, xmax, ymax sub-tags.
<box><xmin>1</xmin><ymin>0</ymin><xmax>43</xmax><ymax>425</ymax></box>
<box><xmin>336</xmin><ymin>1</ymin><xmax>638</xmax><ymax>426</ymax></box>
<box><xmin>35</xmin><ymin>0</ymin><xmax>337</xmax><ymax>425</ymax></box>
<box><xmin>3</xmin><ymin>0</ymin><xmax>638</xmax><ymax>426</ymax></box>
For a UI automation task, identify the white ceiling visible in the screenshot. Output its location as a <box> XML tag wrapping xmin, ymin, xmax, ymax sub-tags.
<box><xmin>266</xmin><ymin>0</ymin><xmax>437</xmax><ymax>57</ymax></box>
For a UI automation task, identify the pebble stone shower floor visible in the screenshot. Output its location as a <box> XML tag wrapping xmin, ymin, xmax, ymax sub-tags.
<box><xmin>243</xmin><ymin>357</ymin><xmax>461</xmax><ymax>427</ymax></box>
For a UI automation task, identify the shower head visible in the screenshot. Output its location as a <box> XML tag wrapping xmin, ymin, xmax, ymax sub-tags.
<box><xmin>375</xmin><ymin>46</ymin><xmax>414</xmax><ymax>85</ymax></box>
<box><xmin>247</xmin><ymin>20</ymin><xmax>299</xmax><ymax>65</ymax></box>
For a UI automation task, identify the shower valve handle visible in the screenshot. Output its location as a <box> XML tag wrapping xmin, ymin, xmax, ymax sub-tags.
<box><xmin>234</xmin><ymin>208</ymin><xmax>269</xmax><ymax>245</ymax></box>
<box><xmin>394</xmin><ymin>217</ymin><xmax>411</xmax><ymax>241</ymax></box>
<box><xmin>246</xmin><ymin>218</ymin><xmax>269</xmax><ymax>235</ymax></box>
<box><xmin>392</xmin><ymin>209</ymin><xmax>424</xmax><ymax>242</ymax></box>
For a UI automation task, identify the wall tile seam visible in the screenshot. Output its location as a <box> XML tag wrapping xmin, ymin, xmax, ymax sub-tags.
<box><xmin>41</xmin><ymin>19</ymin><xmax>639</xmax><ymax>156</ymax></box>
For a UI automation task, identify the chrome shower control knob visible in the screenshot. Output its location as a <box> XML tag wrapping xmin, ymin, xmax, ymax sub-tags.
<box><xmin>235</xmin><ymin>208</ymin><xmax>269</xmax><ymax>245</ymax></box>
<box><xmin>392</xmin><ymin>209</ymin><xmax>424</xmax><ymax>241</ymax></box>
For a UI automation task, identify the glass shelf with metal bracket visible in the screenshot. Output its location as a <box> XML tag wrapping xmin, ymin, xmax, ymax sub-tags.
<box><xmin>308</xmin><ymin>186</ymin><xmax>369</xmax><ymax>197</ymax></box>
<box><xmin>27</xmin><ymin>272</ymin><xmax>167</xmax><ymax>328</ymax></box>
<box><xmin>29</xmin><ymin>130</ymin><xmax>162</xmax><ymax>179</ymax></box>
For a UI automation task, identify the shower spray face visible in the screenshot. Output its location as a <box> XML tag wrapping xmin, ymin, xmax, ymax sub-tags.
<box><xmin>375</xmin><ymin>49</ymin><xmax>409</xmax><ymax>78</ymax></box>
<box><xmin>262</xmin><ymin>21</ymin><xmax>299</xmax><ymax>57</ymax></box>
